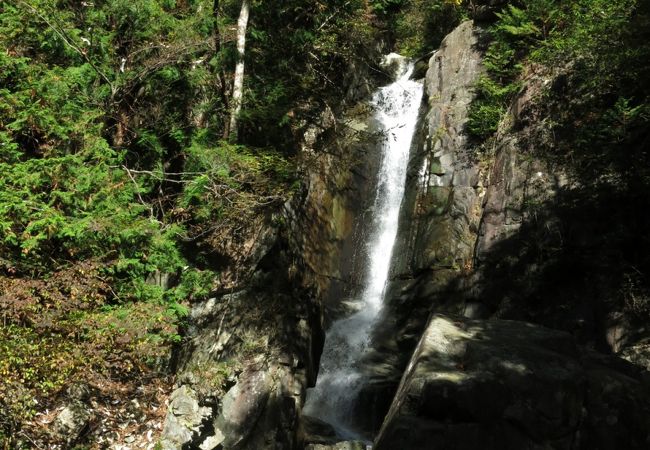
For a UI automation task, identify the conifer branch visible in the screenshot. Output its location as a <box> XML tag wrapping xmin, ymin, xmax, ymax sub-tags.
<box><xmin>17</xmin><ymin>0</ymin><xmax>116</xmax><ymax>96</ymax></box>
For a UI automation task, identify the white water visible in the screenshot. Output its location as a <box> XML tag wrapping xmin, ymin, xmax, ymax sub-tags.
<box><xmin>303</xmin><ymin>54</ymin><xmax>424</xmax><ymax>439</ymax></box>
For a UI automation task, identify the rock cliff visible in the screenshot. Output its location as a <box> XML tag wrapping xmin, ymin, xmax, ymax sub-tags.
<box><xmin>372</xmin><ymin>18</ymin><xmax>650</xmax><ymax>449</ymax></box>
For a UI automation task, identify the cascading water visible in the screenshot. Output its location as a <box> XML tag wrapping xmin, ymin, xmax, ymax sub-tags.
<box><xmin>303</xmin><ymin>54</ymin><xmax>424</xmax><ymax>440</ymax></box>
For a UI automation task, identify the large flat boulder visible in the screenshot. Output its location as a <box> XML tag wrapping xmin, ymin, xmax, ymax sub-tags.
<box><xmin>375</xmin><ymin>314</ymin><xmax>650</xmax><ymax>450</ymax></box>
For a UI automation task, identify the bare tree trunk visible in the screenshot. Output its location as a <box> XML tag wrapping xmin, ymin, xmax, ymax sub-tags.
<box><xmin>213</xmin><ymin>0</ymin><xmax>221</xmax><ymax>53</ymax></box>
<box><xmin>226</xmin><ymin>0</ymin><xmax>250</xmax><ymax>142</ymax></box>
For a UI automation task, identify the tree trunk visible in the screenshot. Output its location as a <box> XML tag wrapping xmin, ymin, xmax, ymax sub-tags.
<box><xmin>226</xmin><ymin>0</ymin><xmax>250</xmax><ymax>142</ymax></box>
<box><xmin>213</xmin><ymin>0</ymin><xmax>221</xmax><ymax>53</ymax></box>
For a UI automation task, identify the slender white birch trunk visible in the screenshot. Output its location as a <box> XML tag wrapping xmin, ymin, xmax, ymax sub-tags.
<box><xmin>228</xmin><ymin>0</ymin><xmax>250</xmax><ymax>142</ymax></box>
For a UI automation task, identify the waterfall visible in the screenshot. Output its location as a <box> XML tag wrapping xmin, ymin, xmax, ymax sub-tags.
<box><xmin>303</xmin><ymin>54</ymin><xmax>424</xmax><ymax>440</ymax></box>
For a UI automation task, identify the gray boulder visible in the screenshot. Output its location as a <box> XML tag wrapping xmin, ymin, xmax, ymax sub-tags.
<box><xmin>54</xmin><ymin>402</ymin><xmax>92</xmax><ymax>444</ymax></box>
<box><xmin>160</xmin><ymin>385</ymin><xmax>212</xmax><ymax>449</ymax></box>
<box><xmin>375</xmin><ymin>314</ymin><xmax>650</xmax><ymax>450</ymax></box>
<box><xmin>53</xmin><ymin>382</ymin><xmax>94</xmax><ymax>445</ymax></box>
<box><xmin>207</xmin><ymin>369</ymin><xmax>272</xmax><ymax>449</ymax></box>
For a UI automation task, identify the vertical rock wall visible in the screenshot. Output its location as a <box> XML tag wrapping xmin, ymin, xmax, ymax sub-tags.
<box><xmin>389</xmin><ymin>19</ymin><xmax>487</xmax><ymax>319</ymax></box>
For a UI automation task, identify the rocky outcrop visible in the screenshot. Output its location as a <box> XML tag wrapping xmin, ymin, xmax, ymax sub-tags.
<box><xmin>162</xmin><ymin>385</ymin><xmax>212</xmax><ymax>449</ymax></box>
<box><xmin>357</xmin><ymin>20</ymin><xmax>488</xmax><ymax>434</ymax></box>
<box><xmin>407</xmin><ymin>19</ymin><xmax>486</xmax><ymax>276</ymax></box>
<box><xmin>459</xmin><ymin>69</ymin><xmax>650</xmax><ymax>363</ymax></box>
<box><xmin>390</xmin><ymin>18</ymin><xmax>487</xmax><ymax>340</ymax></box>
<box><xmin>160</xmin><ymin>224</ymin><xmax>322</xmax><ymax>450</ymax></box>
<box><xmin>375</xmin><ymin>314</ymin><xmax>650</xmax><ymax>450</ymax></box>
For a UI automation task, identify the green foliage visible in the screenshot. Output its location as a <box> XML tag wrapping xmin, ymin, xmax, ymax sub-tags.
<box><xmin>392</xmin><ymin>0</ymin><xmax>466</xmax><ymax>57</ymax></box>
<box><xmin>241</xmin><ymin>0</ymin><xmax>380</xmax><ymax>146</ymax></box>
<box><xmin>170</xmin><ymin>268</ymin><xmax>219</xmax><ymax>304</ymax></box>
<box><xmin>467</xmin><ymin>0</ymin><xmax>649</xmax><ymax>142</ymax></box>
<box><xmin>180</xmin><ymin>136</ymin><xmax>295</xmax><ymax>226</ymax></box>
<box><xmin>1</xmin><ymin>1</ymin><xmax>370</xmax><ymax>441</ymax></box>
<box><xmin>467</xmin><ymin>4</ymin><xmax>540</xmax><ymax>139</ymax></box>
<box><xmin>466</xmin><ymin>90</ymin><xmax>507</xmax><ymax>138</ymax></box>
<box><xmin>0</xmin><ymin>0</ymin><xmax>426</xmax><ymax>446</ymax></box>
<box><xmin>0</xmin><ymin>324</ymin><xmax>74</xmax><ymax>402</ymax></box>
<box><xmin>494</xmin><ymin>4</ymin><xmax>541</xmax><ymax>40</ymax></box>
<box><xmin>370</xmin><ymin>0</ymin><xmax>405</xmax><ymax>15</ymax></box>
<box><xmin>466</xmin><ymin>73</ymin><xmax>521</xmax><ymax>138</ymax></box>
<box><xmin>0</xmin><ymin>1</ymin><xmax>226</xmax><ymax>444</ymax></box>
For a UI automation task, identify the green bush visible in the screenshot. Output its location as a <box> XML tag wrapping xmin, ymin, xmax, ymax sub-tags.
<box><xmin>393</xmin><ymin>0</ymin><xmax>466</xmax><ymax>57</ymax></box>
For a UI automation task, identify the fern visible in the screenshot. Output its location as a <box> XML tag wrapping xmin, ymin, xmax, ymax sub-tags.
<box><xmin>495</xmin><ymin>5</ymin><xmax>541</xmax><ymax>41</ymax></box>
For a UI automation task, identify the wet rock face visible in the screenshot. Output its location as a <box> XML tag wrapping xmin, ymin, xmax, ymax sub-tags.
<box><xmin>301</xmin><ymin>415</ymin><xmax>338</xmax><ymax>446</ymax></box>
<box><xmin>375</xmin><ymin>315</ymin><xmax>650</xmax><ymax>450</ymax></box>
<box><xmin>288</xmin><ymin>94</ymin><xmax>384</xmax><ymax>324</ymax></box>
